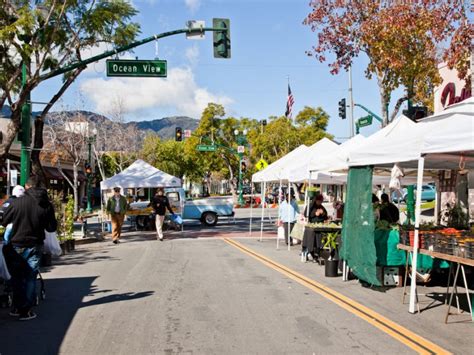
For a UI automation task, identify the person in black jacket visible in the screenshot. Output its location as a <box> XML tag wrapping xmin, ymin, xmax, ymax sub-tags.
<box><xmin>379</xmin><ymin>193</ymin><xmax>400</xmax><ymax>224</ymax></box>
<box><xmin>2</xmin><ymin>176</ymin><xmax>57</xmax><ymax>321</ymax></box>
<box><xmin>149</xmin><ymin>188</ymin><xmax>174</xmax><ymax>241</ymax></box>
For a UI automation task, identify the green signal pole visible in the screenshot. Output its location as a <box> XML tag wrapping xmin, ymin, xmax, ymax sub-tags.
<box><xmin>354</xmin><ymin>103</ymin><xmax>383</xmax><ymax>124</ymax></box>
<box><xmin>19</xmin><ymin>24</ymin><xmax>229</xmax><ymax>184</ymax></box>
<box><xmin>20</xmin><ymin>62</ymin><xmax>31</xmax><ymax>187</ymax></box>
<box><xmin>86</xmin><ymin>137</ymin><xmax>93</xmax><ymax>213</ymax></box>
<box><xmin>238</xmin><ymin>153</ymin><xmax>244</xmax><ymax>205</ymax></box>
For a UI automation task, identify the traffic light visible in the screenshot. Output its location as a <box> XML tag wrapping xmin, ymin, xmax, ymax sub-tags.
<box><xmin>403</xmin><ymin>106</ymin><xmax>428</xmax><ymax>122</ymax></box>
<box><xmin>338</xmin><ymin>98</ymin><xmax>346</xmax><ymax>119</ymax></box>
<box><xmin>175</xmin><ymin>127</ymin><xmax>183</xmax><ymax>142</ymax></box>
<box><xmin>241</xmin><ymin>161</ymin><xmax>247</xmax><ymax>172</ymax></box>
<box><xmin>213</xmin><ymin>18</ymin><xmax>231</xmax><ymax>59</ymax></box>
<box><xmin>85</xmin><ymin>163</ymin><xmax>92</xmax><ymax>176</ymax></box>
<box><xmin>262</xmin><ymin>119</ymin><xmax>267</xmax><ymax>126</ymax></box>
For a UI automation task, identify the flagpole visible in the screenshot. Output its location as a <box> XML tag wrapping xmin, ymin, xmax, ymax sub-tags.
<box><xmin>287</xmin><ymin>75</ymin><xmax>294</xmax><ymax>125</ymax></box>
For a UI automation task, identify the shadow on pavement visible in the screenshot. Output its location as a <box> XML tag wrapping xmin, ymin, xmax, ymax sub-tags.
<box><xmin>40</xmin><ymin>250</ymin><xmax>119</xmax><ymax>271</ymax></box>
<box><xmin>0</xmin><ymin>277</ymin><xmax>154</xmax><ymax>355</ymax></box>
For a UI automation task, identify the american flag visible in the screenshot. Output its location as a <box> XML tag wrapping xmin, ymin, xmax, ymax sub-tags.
<box><xmin>285</xmin><ymin>84</ymin><xmax>294</xmax><ymax>119</ymax></box>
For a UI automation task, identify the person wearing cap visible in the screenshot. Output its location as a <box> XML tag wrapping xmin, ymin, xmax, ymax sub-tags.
<box><xmin>305</xmin><ymin>194</ymin><xmax>328</xmax><ymax>223</ymax></box>
<box><xmin>149</xmin><ymin>188</ymin><xmax>174</xmax><ymax>241</ymax></box>
<box><xmin>1</xmin><ymin>185</ymin><xmax>26</xmax><ymax>244</ymax></box>
<box><xmin>106</xmin><ymin>187</ymin><xmax>129</xmax><ymax>244</ymax></box>
<box><xmin>2</xmin><ymin>176</ymin><xmax>57</xmax><ymax>321</ymax></box>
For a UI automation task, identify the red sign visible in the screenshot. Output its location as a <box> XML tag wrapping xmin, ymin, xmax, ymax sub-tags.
<box><xmin>440</xmin><ymin>82</ymin><xmax>471</xmax><ymax>108</ymax></box>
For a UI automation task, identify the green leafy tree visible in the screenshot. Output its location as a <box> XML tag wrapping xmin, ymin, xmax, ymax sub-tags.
<box><xmin>248</xmin><ymin>106</ymin><xmax>332</xmax><ymax>167</ymax></box>
<box><xmin>141</xmin><ymin>134</ymin><xmax>199</xmax><ymax>180</ymax></box>
<box><xmin>0</xmin><ymin>0</ymin><xmax>140</xmax><ymax>175</ymax></box>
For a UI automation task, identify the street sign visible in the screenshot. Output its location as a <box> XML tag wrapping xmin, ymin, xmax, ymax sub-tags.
<box><xmin>255</xmin><ymin>159</ymin><xmax>268</xmax><ymax>171</ymax></box>
<box><xmin>197</xmin><ymin>145</ymin><xmax>216</xmax><ymax>152</ymax></box>
<box><xmin>184</xmin><ymin>130</ymin><xmax>192</xmax><ymax>138</ymax></box>
<box><xmin>357</xmin><ymin>115</ymin><xmax>373</xmax><ymax>127</ymax></box>
<box><xmin>10</xmin><ymin>169</ymin><xmax>17</xmax><ymax>186</ymax></box>
<box><xmin>186</xmin><ymin>20</ymin><xmax>206</xmax><ymax>40</ymax></box>
<box><xmin>237</xmin><ymin>146</ymin><xmax>245</xmax><ymax>153</ymax></box>
<box><xmin>106</xmin><ymin>59</ymin><xmax>167</xmax><ymax>77</ymax></box>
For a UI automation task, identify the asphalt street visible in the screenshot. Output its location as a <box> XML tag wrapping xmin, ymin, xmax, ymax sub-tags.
<box><xmin>1</xmin><ymin>219</ymin><xmax>472</xmax><ymax>354</ymax></box>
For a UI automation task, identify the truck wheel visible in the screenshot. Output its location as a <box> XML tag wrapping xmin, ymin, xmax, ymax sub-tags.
<box><xmin>202</xmin><ymin>212</ymin><xmax>218</xmax><ymax>226</ymax></box>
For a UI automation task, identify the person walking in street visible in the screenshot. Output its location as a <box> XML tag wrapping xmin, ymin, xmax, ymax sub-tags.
<box><xmin>277</xmin><ymin>193</ymin><xmax>299</xmax><ymax>246</ymax></box>
<box><xmin>106</xmin><ymin>187</ymin><xmax>128</xmax><ymax>244</ymax></box>
<box><xmin>1</xmin><ymin>176</ymin><xmax>57</xmax><ymax>321</ymax></box>
<box><xmin>150</xmin><ymin>188</ymin><xmax>174</xmax><ymax>241</ymax></box>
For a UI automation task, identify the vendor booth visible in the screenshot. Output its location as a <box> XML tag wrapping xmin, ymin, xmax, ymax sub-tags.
<box><xmin>345</xmin><ymin>98</ymin><xmax>474</xmax><ymax>320</ymax></box>
<box><xmin>100</xmin><ymin>160</ymin><xmax>182</xmax><ymax>231</ymax></box>
<box><xmin>250</xmin><ymin>139</ymin><xmax>345</xmax><ymax>248</ymax></box>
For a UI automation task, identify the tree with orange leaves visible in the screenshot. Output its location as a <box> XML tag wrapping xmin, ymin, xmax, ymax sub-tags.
<box><xmin>304</xmin><ymin>0</ymin><xmax>473</xmax><ymax>125</ymax></box>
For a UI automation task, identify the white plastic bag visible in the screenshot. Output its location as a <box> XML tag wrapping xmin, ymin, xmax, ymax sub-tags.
<box><xmin>277</xmin><ymin>226</ymin><xmax>285</xmax><ymax>240</ymax></box>
<box><xmin>44</xmin><ymin>231</ymin><xmax>62</xmax><ymax>256</ymax></box>
<box><xmin>0</xmin><ymin>245</ymin><xmax>11</xmax><ymax>280</ymax></box>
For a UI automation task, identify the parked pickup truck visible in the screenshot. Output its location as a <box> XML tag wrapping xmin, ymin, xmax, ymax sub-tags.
<box><xmin>128</xmin><ymin>188</ymin><xmax>234</xmax><ymax>227</ymax></box>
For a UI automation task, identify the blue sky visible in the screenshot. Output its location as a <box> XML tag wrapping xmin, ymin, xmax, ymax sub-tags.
<box><xmin>34</xmin><ymin>0</ymin><xmax>396</xmax><ymax>141</ymax></box>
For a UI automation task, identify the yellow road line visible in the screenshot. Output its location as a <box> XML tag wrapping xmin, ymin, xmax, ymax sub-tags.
<box><xmin>223</xmin><ymin>237</ymin><xmax>451</xmax><ymax>355</ymax></box>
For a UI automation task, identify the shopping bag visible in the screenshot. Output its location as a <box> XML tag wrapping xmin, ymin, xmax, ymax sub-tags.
<box><xmin>171</xmin><ymin>214</ymin><xmax>183</xmax><ymax>225</ymax></box>
<box><xmin>277</xmin><ymin>226</ymin><xmax>285</xmax><ymax>240</ymax></box>
<box><xmin>290</xmin><ymin>222</ymin><xmax>305</xmax><ymax>241</ymax></box>
<box><xmin>0</xmin><ymin>245</ymin><xmax>11</xmax><ymax>280</ymax></box>
<box><xmin>44</xmin><ymin>231</ymin><xmax>62</xmax><ymax>256</ymax></box>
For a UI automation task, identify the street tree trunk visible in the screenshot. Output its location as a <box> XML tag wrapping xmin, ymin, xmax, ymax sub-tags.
<box><xmin>73</xmin><ymin>164</ymin><xmax>79</xmax><ymax>215</ymax></box>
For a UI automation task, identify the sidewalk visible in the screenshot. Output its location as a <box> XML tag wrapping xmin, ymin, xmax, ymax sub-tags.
<box><xmin>230</xmin><ymin>237</ymin><xmax>473</xmax><ymax>354</ymax></box>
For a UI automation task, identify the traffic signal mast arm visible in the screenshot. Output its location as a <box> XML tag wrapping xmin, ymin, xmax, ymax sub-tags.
<box><xmin>200</xmin><ymin>136</ymin><xmax>239</xmax><ymax>155</ymax></box>
<box><xmin>353</xmin><ymin>103</ymin><xmax>383</xmax><ymax>124</ymax></box>
<box><xmin>39</xmin><ymin>26</ymin><xmax>228</xmax><ymax>82</ymax></box>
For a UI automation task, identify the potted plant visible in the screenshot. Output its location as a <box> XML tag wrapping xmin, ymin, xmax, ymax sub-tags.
<box><xmin>447</xmin><ymin>203</ymin><xmax>469</xmax><ymax>230</ymax></box>
<box><xmin>323</xmin><ymin>232</ymin><xmax>339</xmax><ymax>277</ymax></box>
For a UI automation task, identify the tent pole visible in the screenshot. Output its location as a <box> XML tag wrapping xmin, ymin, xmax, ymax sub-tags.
<box><xmin>249</xmin><ymin>179</ymin><xmax>254</xmax><ymax>237</ymax></box>
<box><xmin>259</xmin><ymin>181</ymin><xmax>266</xmax><ymax>242</ymax></box>
<box><xmin>287</xmin><ymin>184</ymin><xmax>291</xmax><ymax>251</ymax></box>
<box><xmin>409</xmin><ymin>156</ymin><xmax>425</xmax><ymax>314</ymax></box>
<box><xmin>100</xmin><ymin>189</ymin><xmax>104</xmax><ymax>233</ymax></box>
<box><xmin>277</xmin><ymin>180</ymin><xmax>282</xmax><ymax>250</ymax></box>
<box><xmin>306</xmin><ymin>170</ymin><xmax>312</xmax><ymax>219</ymax></box>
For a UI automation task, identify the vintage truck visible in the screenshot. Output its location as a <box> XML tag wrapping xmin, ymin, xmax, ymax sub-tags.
<box><xmin>127</xmin><ymin>188</ymin><xmax>234</xmax><ymax>228</ymax></box>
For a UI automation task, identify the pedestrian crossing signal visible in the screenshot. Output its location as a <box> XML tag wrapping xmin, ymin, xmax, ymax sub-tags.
<box><xmin>85</xmin><ymin>163</ymin><xmax>92</xmax><ymax>175</ymax></box>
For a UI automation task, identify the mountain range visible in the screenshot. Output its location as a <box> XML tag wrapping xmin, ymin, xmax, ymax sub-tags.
<box><xmin>0</xmin><ymin>106</ymin><xmax>199</xmax><ymax>140</ymax></box>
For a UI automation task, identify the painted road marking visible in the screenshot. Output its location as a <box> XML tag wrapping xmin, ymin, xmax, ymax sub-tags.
<box><xmin>223</xmin><ymin>238</ymin><xmax>451</xmax><ymax>355</ymax></box>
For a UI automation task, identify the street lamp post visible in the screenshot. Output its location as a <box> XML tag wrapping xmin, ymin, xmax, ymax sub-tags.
<box><xmin>234</xmin><ymin>129</ymin><xmax>248</xmax><ymax>206</ymax></box>
<box><xmin>86</xmin><ymin>129</ymin><xmax>97</xmax><ymax>213</ymax></box>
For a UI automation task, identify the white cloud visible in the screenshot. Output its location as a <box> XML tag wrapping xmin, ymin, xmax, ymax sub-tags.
<box><xmin>81</xmin><ymin>43</ymin><xmax>135</xmax><ymax>75</ymax></box>
<box><xmin>80</xmin><ymin>66</ymin><xmax>233</xmax><ymax>118</ymax></box>
<box><xmin>185</xmin><ymin>44</ymin><xmax>200</xmax><ymax>66</ymax></box>
<box><xmin>185</xmin><ymin>0</ymin><xmax>201</xmax><ymax>12</ymax></box>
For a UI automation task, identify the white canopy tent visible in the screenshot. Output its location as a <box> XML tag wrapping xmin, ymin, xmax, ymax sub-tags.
<box><xmin>288</xmin><ymin>138</ymin><xmax>341</xmax><ymax>183</ymax></box>
<box><xmin>252</xmin><ymin>144</ymin><xmax>309</xmax><ymax>183</ymax></box>
<box><xmin>250</xmin><ymin>145</ymin><xmax>309</xmax><ymax>246</ymax></box>
<box><xmin>347</xmin><ymin>97</ymin><xmax>474</xmax><ymax>314</ymax></box>
<box><xmin>100</xmin><ymin>159</ymin><xmax>181</xmax><ymax>190</ymax></box>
